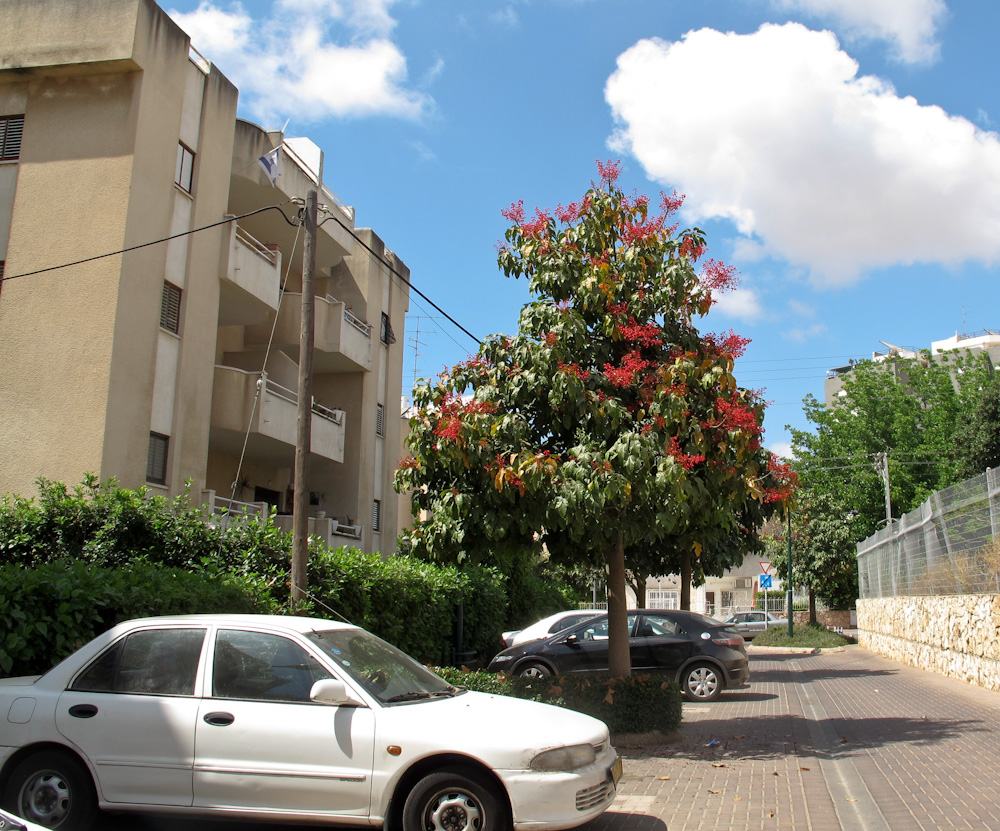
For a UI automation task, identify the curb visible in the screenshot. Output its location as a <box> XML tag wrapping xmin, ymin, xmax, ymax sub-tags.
<box><xmin>748</xmin><ymin>645</ymin><xmax>846</xmax><ymax>654</ymax></box>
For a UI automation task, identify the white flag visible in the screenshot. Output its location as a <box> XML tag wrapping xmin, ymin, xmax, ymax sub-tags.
<box><xmin>258</xmin><ymin>147</ymin><xmax>280</xmax><ymax>187</ymax></box>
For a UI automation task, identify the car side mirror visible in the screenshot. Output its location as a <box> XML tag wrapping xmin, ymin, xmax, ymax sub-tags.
<box><xmin>563</xmin><ymin>634</ymin><xmax>580</xmax><ymax>645</ymax></box>
<box><xmin>310</xmin><ymin>679</ymin><xmax>367</xmax><ymax>707</ymax></box>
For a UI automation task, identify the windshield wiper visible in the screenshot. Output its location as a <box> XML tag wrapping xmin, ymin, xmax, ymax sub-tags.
<box><xmin>386</xmin><ymin>686</ymin><xmax>464</xmax><ymax>703</ymax></box>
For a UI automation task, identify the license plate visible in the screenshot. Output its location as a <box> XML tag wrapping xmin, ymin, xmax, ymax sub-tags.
<box><xmin>609</xmin><ymin>756</ymin><xmax>623</xmax><ymax>785</ymax></box>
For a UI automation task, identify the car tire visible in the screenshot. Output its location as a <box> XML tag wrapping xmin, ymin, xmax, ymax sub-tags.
<box><xmin>2</xmin><ymin>750</ymin><xmax>98</xmax><ymax>831</ymax></box>
<box><xmin>681</xmin><ymin>663</ymin><xmax>722</xmax><ymax>702</ymax></box>
<box><xmin>515</xmin><ymin>662</ymin><xmax>552</xmax><ymax>679</ymax></box>
<box><xmin>402</xmin><ymin>767</ymin><xmax>509</xmax><ymax>831</ymax></box>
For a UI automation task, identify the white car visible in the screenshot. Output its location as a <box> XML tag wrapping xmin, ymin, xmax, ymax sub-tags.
<box><xmin>0</xmin><ymin>615</ymin><xmax>620</xmax><ymax>831</ymax></box>
<box><xmin>501</xmin><ymin>611</ymin><xmax>601</xmax><ymax>649</ymax></box>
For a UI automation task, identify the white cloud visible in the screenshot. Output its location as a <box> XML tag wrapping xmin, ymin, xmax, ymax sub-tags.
<box><xmin>491</xmin><ymin>7</ymin><xmax>520</xmax><ymax>26</ymax></box>
<box><xmin>606</xmin><ymin>24</ymin><xmax>1000</xmax><ymax>287</ymax></box>
<box><xmin>766</xmin><ymin>440</ymin><xmax>796</xmax><ymax>460</ymax></box>
<box><xmin>772</xmin><ymin>0</ymin><xmax>947</xmax><ymax>64</ymax></box>
<box><xmin>713</xmin><ymin>287</ymin><xmax>766</xmax><ymax>322</ymax></box>
<box><xmin>168</xmin><ymin>1</ymin><xmax>431</xmax><ymax>124</ymax></box>
<box><xmin>784</xmin><ymin>323</ymin><xmax>828</xmax><ymax>343</ymax></box>
<box><xmin>787</xmin><ymin>299</ymin><xmax>815</xmax><ymax>318</ymax></box>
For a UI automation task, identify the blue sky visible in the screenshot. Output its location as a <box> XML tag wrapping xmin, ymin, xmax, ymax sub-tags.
<box><xmin>166</xmin><ymin>0</ymin><xmax>999</xmax><ymax>457</ymax></box>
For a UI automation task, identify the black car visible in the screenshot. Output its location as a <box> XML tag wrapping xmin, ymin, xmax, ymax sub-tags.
<box><xmin>487</xmin><ymin>609</ymin><xmax>749</xmax><ymax>701</ymax></box>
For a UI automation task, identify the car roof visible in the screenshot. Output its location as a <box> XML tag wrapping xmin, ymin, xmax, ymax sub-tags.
<box><xmin>116</xmin><ymin>614</ymin><xmax>359</xmax><ymax>634</ymax></box>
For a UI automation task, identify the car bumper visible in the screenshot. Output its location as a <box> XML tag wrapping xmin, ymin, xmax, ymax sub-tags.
<box><xmin>498</xmin><ymin>749</ymin><xmax>620</xmax><ymax>831</ymax></box>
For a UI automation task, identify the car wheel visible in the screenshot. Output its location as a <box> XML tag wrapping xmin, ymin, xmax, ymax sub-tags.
<box><xmin>682</xmin><ymin>663</ymin><xmax>722</xmax><ymax>702</ymax></box>
<box><xmin>2</xmin><ymin>750</ymin><xmax>97</xmax><ymax>831</ymax></box>
<box><xmin>516</xmin><ymin>662</ymin><xmax>551</xmax><ymax>679</ymax></box>
<box><xmin>402</xmin><ymin>767</ymin><xmax>509</xmax><ymax>831</ymax></box>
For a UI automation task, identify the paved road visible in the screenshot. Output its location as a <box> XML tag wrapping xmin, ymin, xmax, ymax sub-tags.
<box><xmin>589</xmin><ymin>644</ymin><xmax>1000</xmax><ymax>831</ymax></box>
<box><xmin>102</xmin><ymin>645</ymin><xmax>1000</xmax><ymax>831</ymax></box>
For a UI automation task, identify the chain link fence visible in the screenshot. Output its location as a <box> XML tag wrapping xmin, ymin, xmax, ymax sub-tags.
<box><xmin>857</xmin><ymin>468</ymin><xmax>1000</xmax><ymax>598</ymax></box>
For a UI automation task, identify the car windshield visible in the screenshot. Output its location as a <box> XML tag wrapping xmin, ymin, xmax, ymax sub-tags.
<box><xmin>307</xmin><ymin>628</ymin><xmax>462</xmax><ymax>705</ymax></box>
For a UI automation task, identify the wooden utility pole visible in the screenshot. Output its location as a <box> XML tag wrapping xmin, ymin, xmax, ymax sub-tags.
<box><xmin>291</xmin><ymin>188</ymin><xmax>318</xmax><ymax>603</ymax></box>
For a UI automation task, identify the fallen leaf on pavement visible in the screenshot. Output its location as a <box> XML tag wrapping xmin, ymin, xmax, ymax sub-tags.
<box><xmin>766</xmin><ymin>812</ymin><xmax>775</xmax><ymax>818</ymax></box>
<box><xmin>658</xmin><ymin>776</ymin><xmax>670</xmax><ymax>780</ymax></box>
<box><xmin>800</xmin><ymin>766</ymin><xmax>810</xmax><ymax>771</ymax></box>
<box><xmin>772</xmin><ymin>771</ymin><xmax>781</xmax><ymax>776</ymax></box>
<box><xmin>839</xmin><ymin>737</ymin><xmax>847</xmax><ymax>743</ymax></box>
<box><xmin>712</xmin><ymin>763</ymin><xmax>727</xmax><ymax>768</ymax></box>
<box><xmin>846</xmin><ymin>798</ymin><xmax>858</xmax><ymax>803</ymax></box>
<box><xmin>733</xmin><ymin>797</ymin><xmax>743</xmax><ymax>802</ymax></box>
<box><xmin>708</xmin><ymin>789</ymin><xmax>721</xmax><ymax>794</ymax></box>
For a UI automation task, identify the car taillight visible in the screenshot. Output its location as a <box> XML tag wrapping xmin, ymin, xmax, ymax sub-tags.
<box><xmin>711</xmin><ymin>634</ymin><xmax>744</xmax><ymax>647</ymax></box>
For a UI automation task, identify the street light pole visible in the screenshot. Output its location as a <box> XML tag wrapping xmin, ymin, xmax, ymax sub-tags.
<box><xmin>786</xmin><ymin>507</ymin><xmax>794</xmax><ymax>637</ymax></box>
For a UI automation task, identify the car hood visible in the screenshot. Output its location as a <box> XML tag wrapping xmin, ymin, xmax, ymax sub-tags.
<box><xmin>379</xmin><ymin>690</ymin><xmax>609</xmax><ymax>768</ymax></box>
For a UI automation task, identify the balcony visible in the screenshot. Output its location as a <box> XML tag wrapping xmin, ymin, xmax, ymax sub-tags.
<box><xmin>210</xmin><ymin>366</ymin><xmax>345</xmax><ymax>465</ymax></box>
<box><xmin>219</xmin><ymin>223</ymin><xmax>281</xmax><ymax>325</ymax></box>
<box><xmin>243</xmin><ymin>293</ymin><xmax>373</xmax><ymax>373</ymax></box>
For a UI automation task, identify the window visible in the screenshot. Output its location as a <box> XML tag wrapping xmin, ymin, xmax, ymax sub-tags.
<box><xmin>379</xmin><ymin>312</ymin><xmax>395</xmax><ymax>344</ymax></box>
<box><xmin>376</xmin><ymin>403</ymin><xmax>385</xmax><ymax>437</ymax></box>
<box><xmin>0</xmin><ymin>115</ymin><xmax>24</xmax><ymax>161</ymax></box>
<box><xmin>647</xmin><ymin>589</ymin><xmax>679</xmax><ymax>610</ymax></box>
<box><xmin>147</xmin><ymin>432</ymin><xmax>169</xmax><ymax>485</ymax></box>
<box><xmin>71</xmin><ymin>628</ymin><xmax>206</xmax><ymax>696</ymax></box>
<box><xmin>372</xmin><ymin>499</ymin><xmax>381</xmax><ymax>532</ymax></box>
<box><xmin>212</xmin><ymin>630</ymin><xmax>332</xmax><ymax>702</ymax></box>
<box><xmin>639</xmin><ymin>615</ymin><xmax>681</xmax><ymax>637</ymax></box>
<box><xmin>160</xmin><ymin>281</ymin><xmax>181</xmax><ymax>333</ymax></box>
<box><xmin>175</xmin><ymin>142</ymin><xmax>194</xmax><ymax>192</ymax></box>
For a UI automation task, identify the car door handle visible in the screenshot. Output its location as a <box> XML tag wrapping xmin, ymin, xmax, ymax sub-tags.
<box><xmin>203</xmin><ymin>711</ymin><xmax>235</xmax><ymax>726</ymax></box>
<box><xmin>68</xmin><ymin>704</ymin><xmax>98</xmax><ymax>719</ymax></box>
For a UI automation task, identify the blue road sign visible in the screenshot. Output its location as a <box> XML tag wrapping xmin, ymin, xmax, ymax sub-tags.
<box><xmin>760</xmin><ymin>574</ymin><xmax>773</xmax><ymax>589</ymax></box>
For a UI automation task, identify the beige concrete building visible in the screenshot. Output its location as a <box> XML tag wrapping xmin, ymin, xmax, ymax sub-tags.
<box><xmin>0</xmin><ymin>0</ymin><xmax>409</xmax><ymax>555</ymax></box>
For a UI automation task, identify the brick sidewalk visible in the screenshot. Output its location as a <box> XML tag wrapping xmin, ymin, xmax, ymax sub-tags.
<box><xmin>586</xmin><ymin>645</ymin><xmax>1000</xmax><ymax>831</ymax></box>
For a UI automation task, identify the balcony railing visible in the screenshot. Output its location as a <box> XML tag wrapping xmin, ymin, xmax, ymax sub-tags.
<box><xmin>324</xmin><ymin>294</ymin><xmax>372</xmax><ymax>337</ymax></box>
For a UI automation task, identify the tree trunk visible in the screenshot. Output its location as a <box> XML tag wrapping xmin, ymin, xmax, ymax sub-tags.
<box><xmin>679</xmin><ymin>550</ymin><xmax>692</xmax><ymax>611</ymax></box>
<box><xmin>628</xmin><ymin>571</ymin><xmax>648</xmax><ymax>609</ymax></box>
<box><xmin>809</xmin><ymin>588</ymin><xmax>817</xmax><ymax>625</ymax></box>
<box><xmin>606</xmin><ymin>537</ymin><xmax>631</xmax><ymax>677</ymax></box>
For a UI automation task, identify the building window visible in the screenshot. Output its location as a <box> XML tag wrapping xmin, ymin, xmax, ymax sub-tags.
<box><xmin>147</xmin><ymin>433</ymin><xmax>169</xmax><ymax>485</ymax></box>
<box><xmin>160</xmin><ymin>281</ymin><xmax>181</xmax><ymax>333</ymax></box>
<box><xmin>376</xmin><ymin>403</ymin><xmax>385</xmax><ymax>437</ymax></box>
<box><xmin>0</xmin><ymin>115</ymin><xmax>24</xmax><ymax>161</ymax></box>
<box><xmin>647</xmin><ymin>589</ymin><xmax>679</xmax><ymax>610</ymax></box>
<box><xmin>175</xmin><ymin>142</ymin><xmax>194</xmax><ymax>192</ymax></box>
<box><xmin>372</xmin><ymin>499</ymin><xmax>381</xmax><ymax>532</ymax></box>
<box><xmin>379</xmin><ymin>312</ymin><xmax>395</xmax><ymax>344</ymax></box>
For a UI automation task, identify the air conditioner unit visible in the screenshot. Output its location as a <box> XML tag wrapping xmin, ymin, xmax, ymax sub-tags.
<box><xmin>735</xmin><ymin>577</ymin><xmax>753</xmax><ymax>589</ymax></box>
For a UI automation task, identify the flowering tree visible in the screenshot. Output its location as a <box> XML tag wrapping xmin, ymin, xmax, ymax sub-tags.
<box><xmin>396</xmin><ymin>163</ymin><xmax>795</xmax><ymax>676</ymax></box>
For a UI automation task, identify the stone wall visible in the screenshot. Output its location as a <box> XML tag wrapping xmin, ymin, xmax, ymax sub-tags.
<box><xmin>857</xmin><ymin>595</ymin><xmax>1000</xmax><ymax>692</ymax></box>
<box><xmin>791</xmin><ymin>609</ymin><xmax>852</xmax><ymax>628</ymax></box>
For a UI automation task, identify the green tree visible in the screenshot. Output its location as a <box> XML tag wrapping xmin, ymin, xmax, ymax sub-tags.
<box><xmin>790</xmin><ymin>351</ymin><xmax>994</xmax><ymax>540</ymax></box>
<box><xmin>396</xmin><ymin>163</ymin><xmax>794</xmax><ymax>675</ymax></box>
<box><xmin>952</xmin><ymin>374</ymin><xmax>1000</xmax><ymax>479</ymax></box>
<box><xmin>767</xmin><ymin>490</ymin><xmax>859</xmax><ymax>618</ymax></box>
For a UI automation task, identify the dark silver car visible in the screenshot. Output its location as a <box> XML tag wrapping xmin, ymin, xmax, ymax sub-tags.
<box><xmin>723</xmin><ymin>611</ymin><xmax>788</xmax><ymax>640</ymax></box>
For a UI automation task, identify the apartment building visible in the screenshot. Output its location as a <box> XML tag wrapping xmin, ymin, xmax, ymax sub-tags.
<box><xmin>0</xmin><ymin>0</ymin><xmax>409</xmax><ymax>555</ymax></box>
<box><xmin>825</xmin><ymin>330</ymin><xmax>1000</xmax><ymax>406</ymax></box>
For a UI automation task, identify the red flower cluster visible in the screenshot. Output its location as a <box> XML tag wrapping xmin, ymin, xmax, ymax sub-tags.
<box><xmin>501</xmin><ymin>200</ymin><xmax>525</xmax><ymax>224</ymax></box>
<box><xmin>603</xmin><ymin>350</ymin><xmax>651</xmax><ymax>387</ymax></box>
<box><xmin>620</xmin><ymin>213</ymin><xmax>665</xmax><ymax>246</ymax></box>
<box><xmin>667</xmin><ymin>436</ymin><xmax>705</xmax><ymax>470</ymax></box>
<box><xmin>679</xmin><ymin>237</ymin><xmax>706</xmax><ymax>262</ymax></box>
<box><xmin>398</xmin><ymin>455</ymin><xmax>420</xmax><ymax>470</ymax></box>
<box><xmin>700</xmin><ymin>259</ymin><xmax>739</xmax><ymax>293</ymax></box>
<box><xmin>557</xmin><ymin>362</ymin><xmax>591</xmax><ymax>381</ymax></box>
<box><xmin>555</xmin><ymin>195</ymin><xmax>592</xmax><ymax>224</ymax></box>
<box><xmin>543</xmin><ymin>331</ymin><xmax>559</xmax><ymax>346</ymax></box>
<box><xmin>764</xmin><ymin>454</ymin><xmax>799</xmax><ymax>503</ymax></box>
<box><xmin>617</xmin><ymin>318</ymin><xmax>663</xmax><ymax>348</ymax></box>
<box><xmin>703</xmin><ymin>330</ymin><xmax>751</xmax><ymax>360</ymax></box>
<box><xmin>714</xmin><ymin>394</ymin><xmax>761</xmax><ymax>448</ymax></box>
<box><xmin>597</xmin><ymin>159</ymin><xmax>622</xmax><ymax>186</ymax></box>
<box><xmin>433</xmin><ymin>394</ymin><xmax>497</xmax><ymax>443</ymax></box>
<box><xmin>660</xmin><ymin>190</ymin><xmax>685</xmax><ymax>215</ymax></box>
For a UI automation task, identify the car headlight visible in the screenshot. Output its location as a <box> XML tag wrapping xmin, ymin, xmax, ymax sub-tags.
<box><xmin>490</xmin><ymin>654</ymin><xmax>514</xmax><ymax>663</ymax></box>
<box><xmin>530</xmin><ymin>744</ymin><xmax>597</xmax><ymax>771</ymax></box>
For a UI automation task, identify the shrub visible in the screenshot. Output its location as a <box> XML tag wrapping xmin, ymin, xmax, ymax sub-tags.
<box><xmin>433</xmin><ymin>667</ymin><xmax>682</xmax><ymax>736</ymax></box>
<box><xmin>0</xmin><ymin>559</ymin><xmax>271</xmax><ymax>676</ymax></box>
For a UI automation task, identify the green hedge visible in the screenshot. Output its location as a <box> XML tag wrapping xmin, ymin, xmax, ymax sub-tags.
<box><xmin>434</xmin><ymin>666</ymin><xmax>682</xmax><ymax>735</ymax></box>
<box><xmin>0</xmin><ymin>559</ymin><xmax>271</xmax><ymax>675</ymax></box>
